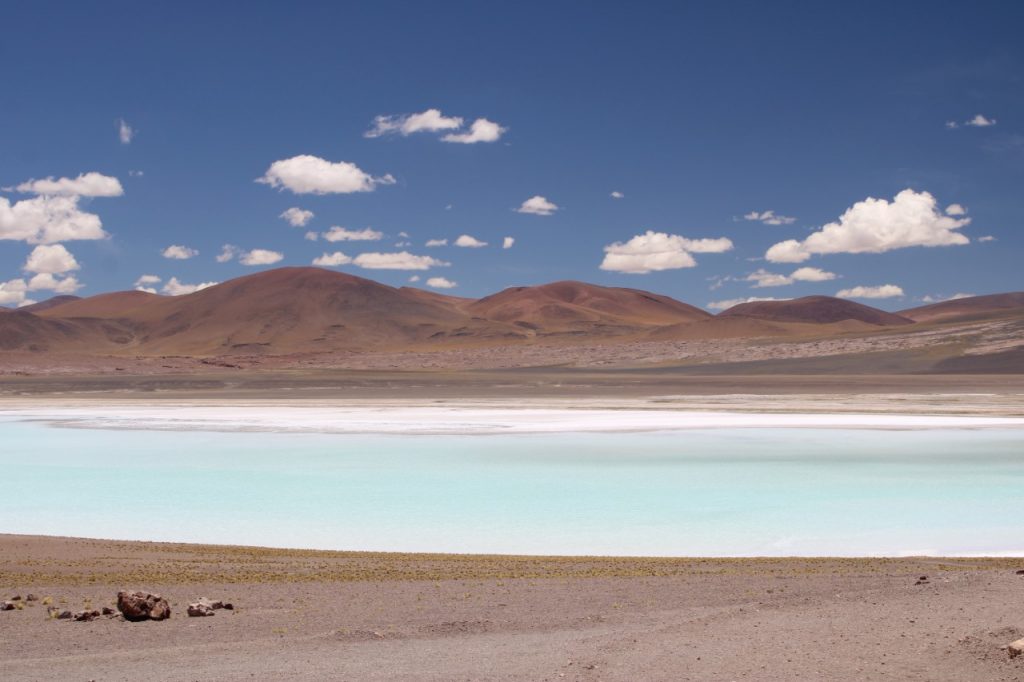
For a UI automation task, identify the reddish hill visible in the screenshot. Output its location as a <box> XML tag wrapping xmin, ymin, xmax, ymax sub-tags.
<box><xmin>899</xmin><ymin>292</ymin><xmax>1024</xmax><ymax>324</ymax></box>
<box><xmin>17</xmin><ymin>295</ymin><xmax>82</xmax><ymax>314</ymax></box>
<box><xmin>465</xmin><ymin>281</ymin><xmax>711</xmax><ymax>334</ymax></box>
<box><xmin>39</xmin><ymin>290</ymin><xmax>164</xmax><ymax>320</ymax></box>
<box><xmin>0</xmin><ymin>310</ymin><xmax>134</xmax><ymax>352</ymax></box>
<box><xmin>717</xmin><ymin>296</ymin><xmax>913</xmax><ymax>326</ymax></box>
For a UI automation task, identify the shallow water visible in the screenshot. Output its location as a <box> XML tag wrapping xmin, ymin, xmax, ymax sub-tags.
<box><xmin>2</xmin><ymin>418</ymin><xmax>1022</xmax><ymax>556</ymax></box>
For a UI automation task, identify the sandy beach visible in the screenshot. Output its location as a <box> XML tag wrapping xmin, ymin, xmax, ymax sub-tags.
<box><xmin>2</xmin><ymin>535</ymin><xmax>1024</xmax><ymax>681</ymax></box>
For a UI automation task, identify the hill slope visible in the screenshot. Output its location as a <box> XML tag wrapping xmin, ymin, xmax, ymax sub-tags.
<box><xmin>899</xmin><ymin>292</ymin><xmax>1024</xmax><ymax>323</ymax></box>
<box><xmin>717</xmin><ymin>296</ymin><xmax>913</xmax><ymax>326</ymax></box>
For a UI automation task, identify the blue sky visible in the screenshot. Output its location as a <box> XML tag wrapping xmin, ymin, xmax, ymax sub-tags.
<box><xmin>1</xmin><ymin>1</ymin><xmax>1021</xmax><ymax>310</ymax></box>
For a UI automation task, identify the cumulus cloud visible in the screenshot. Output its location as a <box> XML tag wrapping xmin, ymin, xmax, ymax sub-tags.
<box><xmin>745</xmin><ymin>266</ymin><xmax>837</xmax><ymax>288</ymax></box>
<box><xmin>442</xmin><ymin>118</ymin><xmax>506</xmax><ymax>144</ymax></box>
<box><xmin>425</xmin><ymin>238</ymin><xmax>448</xmax><ymax>247</ymax></box>
<box><xmin>965</xmin><ymin>114</ymin><xmax>997</xmax><ymax>127</ymax></box>
<box><xmin>118</xmin><ymin>118</ymin><xmax>134</xmax><ymax>144</ymax></box>
<box><xmin>600</xmin><ymin>230</ymin><xmax>733</xmax><ymax>274</ymax></box>
<box><xmin>27</xmin><ymin>273</ymin><xmax>82</xmax><ymax>294</ymax></box>
<box><xmin>503</xmin><ymin>236</ymin><xmax>515</xmax><ymax>249</ymax></box>
<box><xmin>312</xmin><ymin>251</ymin><xmax>352</xmax><ymax>267</ymax></box>
<box><xmin>743</xmin><ymin>210</ymin><xmax>796</xmax><ymax>226</ymax></box>
<box><xmin>978</xmin><ymin>235</ymin><xmax>995</xmax><ymax>242</ymax></box>
<box><xmin>322</xmin><ymin>226</ymin><xmax>383</xmax><ymax>242</ymax></box>
<box><xmin>216</xmin><ymin>244</ymin><xmax>240</xmax><ymax>263</ymax></box>
<box><xmin>835</xmin><ymin>284</ymin><xmax>904</xmax><ymax>299</ymax></box>
<box><xmin>134</xmin><ymin>275</ymin><xmax>161</xmax><ymax>292</ymax></box>
<box><xmin>238</xmin><ymin>249</ymin><xmax>284</xmax><ymax>266</ymax></box>
<box><xmin>516</xmin><ymin>195</ymin><xmax>558</xmax><ymax>216</ymax></box>
<box><xmin>352</xmin><ymin>252</ymin><xmax>449</xmax><ymax>270</ymax></box>
<box><xmin>0</xmin><ymin>195</ymin><xmax>108</xmax><ymax>244</ymax></box>
<box><xmin>280</xmin><ymin>207</ymin><xmax>314</xmax><ymax>227</ymax></box>
<box><xmin>707</xmin><ymin>296</ymin><xmax>785</xmax><ymax>311</ymax></box>
<box><xmin>610</xmin><ymin>191</ymin><xmax>624</xmax><ymax>199</ymax></box>
<box><xmin>257</xmin><ymin>155</ymin><xmax>395</xmax><ymax>195</ymax></box>
<box><xmin>454</xmin><ymin>234</ymin><xmax>487</xmax><ymax>248</ymax></box>
<box><xmin>15</xmin><ymin>172</ymin><xmax>124</xmax><ymax>197</ymax></box>
<box><xmin>304</xmin><ymin>231</ymin><xmax>318</xmax><ymax>241</ymax></box>
<box><xmin>408</xmin><ymin>275</ymin><xmax>420</xmax><ymax>283</ymax></box>
<box><xmin>921</xmin><ymin>292</ymin><xmax>973</xmax><ymax>303</ymax></box>
<box><xmin>162</xmin><ymin>277</ymin><xmax>218</xmax><ymax>296</ymax></box>
<box><xmin>365</xmin><ymin>109</ymin><xmax>464</xmax><ymax>138</ymax></box>
<box><xmin>162</xmin><ymin>244</ymin><xmax>199</xmax><ymax>260</ymax></box>
<box><xmin>24</xmin><ymin>244</ymin><xmax>80</xmax><ymax>274</ymax></box>
<box><xmin>765</xmin><ymin>189</ymin><xmax>970</xmax><ymax>263</ymax></box>
<box><xmin>0</xmin><ymin>279</ymin><xmax>30</xmax><ymax>306</ymax></box>
<box><xmin>426</xmin><ymin>277</ymin><xmax>457</xmax><ymax>289</ymax></box>
<box><xmin>945</xmin><ymin>203</ymin><xmax>967</xmax><ymax>216</ymax></box>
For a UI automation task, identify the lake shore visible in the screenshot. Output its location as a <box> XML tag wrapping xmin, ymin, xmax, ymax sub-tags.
<box><xmin>3</xmin><ymin>534</ymin><xmax>1024</xmax><ymax>681</ymax></box>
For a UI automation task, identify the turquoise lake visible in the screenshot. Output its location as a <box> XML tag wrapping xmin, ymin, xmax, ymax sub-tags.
<box><xmin>2</xmin><ymin>418</ymin><xmax>1022</xmax><ymax>556</ymax></box>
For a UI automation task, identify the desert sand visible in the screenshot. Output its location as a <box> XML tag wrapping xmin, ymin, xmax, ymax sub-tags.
<box><xmin>2</xmin><ymin>535</ymin><xmax>1024</xmax><ymax>681</ymax></box>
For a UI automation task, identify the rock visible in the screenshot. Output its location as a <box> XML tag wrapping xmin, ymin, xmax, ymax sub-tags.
<box><xmin>73</xmin><ymin>610</ymin><xmax>101</xmax><ymax>622</ymax></box>
<box><xmin>116</xmin><ymin>590</ymin><xmax>171</xmax><ymax>621</ymax></box>
<box><xmin>47</xmin><ymin>606</ymin><xmax>60</xmax><ymax>618</ymax></box>
<box><xmin>25</xmin><ymin>594</ymin><xmax>38</xmax><ymax>602</ymax></box>
<box><xmin>57</xmin><ymin>610</ymin><xmax>72</xmax><ymax>620</ymax></box>
<box><xmin>1</xmin><ymin>601</ymin><xmax>16</xmax><ymax>611</ymax></box>
<box><xmin>221</xmin><ymin>603</ymin><xmax>234</xmax><ymax>610</ymax></box>
<box><xmin>187</xmin><ymin>602</ymin><xmax>216</xmax><ymax>617</ymax></box>
<box><xmin>10</xmin><ymin>595</ymin><xmax>22</xmax><ymax>601</ymax></box>
<box><xmin>101</xmin><ymin>607</ymin><xmax>116</xmax><ymax>616</ymax></box>
<box><xmin>1015</xmin><ymin>569</ymin><xmax>1024</xmax><ymax>575</ymax></box>
<box><xmin>1008</xmin><ymin>638</ymin><xmax>1024</xmax><ymax>658</ymax></box>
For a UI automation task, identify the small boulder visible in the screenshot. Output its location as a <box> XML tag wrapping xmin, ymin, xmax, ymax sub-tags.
<box><xmin>1015</xmin><ymin>569</ymin><xmax>1024</xmax><ymax>575</ymax></box>
<box><xmin>73</xmin><ymin>610</ymin><xmax>101</xmax><ymax>622</ymax></box>
<box><xmin>117</xmin><ymin>590</ymin><xmax>171</xmax><ymax>621</ymax></box>
<box><xmin>1</xmin><ymin>601</ymin><xmax>16</xmax><ymax>611</ymax></box>
<box><xmin>1008</xmin><ymin>638</ymin><xmax>1024</xmax><ymax>659</ymax></box>
<box><xmin>101</xmin><ymin>607</ymin><xmax>116</xmax><ymax>616</ymax></box>
<box><xmin>187</xmin><ymin>601</ymin><xmax>215</xmax><ymax>617</ymax></box>
<box><xmin>57</xmin><ymin>610</ymin><xmax>72</xmax><ymax>620</ymax></box>
<box><xmin>25</xmin><ymin>594</ymin><xmax>38</xmax><ymax>602</ymax></box>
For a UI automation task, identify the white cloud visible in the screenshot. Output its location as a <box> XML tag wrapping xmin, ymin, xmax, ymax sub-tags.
<box><xmin>23</xmin><ymin>244</ymin><xmax>80</xmax><ymax>274</ymax></box>
<box><xmin>746</xmin><ymin>266</ymin><xmax>838</xmax><ymax>288</ymax></box>
<box><xmin>279</xmin><ymin>207</ymin><xmax>314</xmax><ymax>227</ymax></box>
<box><xmin>304</xmin><ymin>231</ymin><xmax>318</xmax><ymax>241</ymax></box>
<box><xmin>744</xmin><ymin>210</ymin><xmax>796</xmax><ymax>226</ymax></box>
<box><xmin>945</xmin><ymin>203</ymin><xmax>967</xmax><ymax>216</ymax></box>
<box><xmin>408</xmin><ymin>275</ymin><xmax>420</xmax><ymax>283</ymax></box>
<box><xmin>707</xmin><ymin>296</ymin><xmax>785</xmax><ymax>311</ymax></box>
<box><xmin>312</xmin><ymin>251</ymin><xmax>352</xmax><ymax>267</ymax></box>
<box><xmin>516</xmin><ymin>195</ymin><xmax>559</xmax><ymax>216</ymax></box>
<box><xmin>27</xmin><ymin>273</ymin><xmax>81</xmax><ymax>294</ymax></box>
<box><xmin>610</xmin><ymin>191</ymin><xmax>624</xmax><ymax>199</ymax></box>
<box><xmin>945</xmin><ymin>121</ymin><xmax>959</xmax><ymax>129</ymax></box>
<box><xmin>239</xmin><ymin>249</ymin><xmax>284</xmax><ymax>266</ymax></box>
<box><xmin>454</xmin><ymin>234</ymin><xmax>487</xmax><ymax>248</ymax></box>
<box><xmin>426</xmin><ymin>277</ymin><xmax>457</xmax><ymax>289</ymax></box>
<box><xmin>600</xmin><ymin>230</ymin><xmax>733</xmax><ymax>274</ymax></box>
<box><xmin>129</xmin><ymin>170</ymin><xmax>144</xmax><ymax>177</ymax></box>
<box><xmin>322</xmin><ymin>226</ymin><xmax>383</xmax><ymax>242</ymax></box>
<box><xmin>257</xmin><ymin>155</ymin><xmax>395</xmax><ymax>195</ymax></box>
<box><xmin>365</xmin><ymin>109</ymin><xmax>464</xmax><ymax>138</ymax></box>
<box><xmin>352</xmin><ymin>252</ymin><xmax>449</xmax><ymax>270</ymax></box>
<box><xmin>978</xmin><ymin>235</ymin><xmax>995</xmax><ymax>242</ymax></box>
<box><xmin>922</xmin><ymin>292</ymin><xmax>974</xmax><ymax>303</ymax></box>
<box><xmin>835</xmin><ymin>284</ymin><xmax>904</xmax><ymax>299</ymax></box>
<box><xmin>0</xmin><ymin>279</ymin><xmax>29</xmax><ymax>306</ymax></box>
<box><xmin>15</xmin><ymin>172</ymin><xmax>124</xmax><ymax>197</ymax></box>
<box><xmin>965</xmin><ymin>114</ymin><xmax>996</xmax><ymax>127</ymax></box>
<box><xmin>162</xmin><ymin>277</ymin><xmax>218</xmax><ymax>296</ymax></box>
<box><xmin>442</xmin><ymin>118</ymin><xmax>506</xmax><ymax>144</ymax></box>
<box><xmin>765</xmin><ymin>189</ymin><xmax>970</xmax><ymax>263</ymax></box>
<box><xmin>503</xmin><ymin>236</ymin><xmax>515</xmax><ymax>249</ymax></box>
<box><xmin>0</xmin><ymin>195</ymin><xmax>108</xmax><ymax>244</ymax></box>
<box><xmin>162</xmin><ymin>244</ymin><xmax>199</xmax><ymax>260</ymax></box>
<box><xmin>425</xmin><ymin>238</ymin><xmax>448</xmax><ymax>247</ymax></box>
<box><xmin>216</xmin><ymin>244</ymin><xmax>240</xmax><ymax>263</ymax></box>
<box><xmin>118</xmin><ymin>118</ymin><xmax>134</xmax><ymax>144</ymax></box>
<box><xmin>135</xmin><ymin>287</ymin><xmax>158</xmax><ymax>294</ymax></box>
<box><xmin>134</xmin><ymin>274</ymin><xmax>161</xmax><ymax>287</ymax></box>
<box><xmin>398</xmin><ymin>231</ymin><xmax>410</xmax><ymax>238</ymax></box>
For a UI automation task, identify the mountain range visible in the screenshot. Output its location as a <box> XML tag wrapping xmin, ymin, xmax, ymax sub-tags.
<box><xmin>1</xmin><ymin>267</ymin><xmax>1022</xmax><ymax>371</ymax></box>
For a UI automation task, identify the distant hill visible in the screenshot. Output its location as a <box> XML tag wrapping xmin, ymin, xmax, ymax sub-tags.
<box><xmin>717</xmin><ymin>296</ymin><xmax>913</xmax><ymax>326</ymax></box>
<box><xmin>899</xmin><ymin>292</ymin><xmax>1024</xmax><ymax>324</ymax></box>
<box><xmin>17</xmin><ymin>295</ymin><xmax>82</xmax><ymax>314</ymax></box>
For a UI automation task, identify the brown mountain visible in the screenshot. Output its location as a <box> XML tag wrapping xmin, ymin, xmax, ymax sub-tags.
<box><xmin>17</xmin><ymin>295</ymin><xmax>82</xmax><ymax>314</ymax></box>
<box><xmin>899</xmin><ymin>292</ymin><xmax>1024</xmax><ymax>324</ymax></box>
<box><xmin>38</xmin><ymin>291</ymin><xmax>163</xmax><ymax>319</ymax></box>
<box><xmin>465</xmin><ymin>281</ymin><xmax>711</xmax><ymax>334</ymax></box>
<box><xmin>717</xmin><ymin>296</ymin><xmax>913</xmax><ymax>327</ymax></box>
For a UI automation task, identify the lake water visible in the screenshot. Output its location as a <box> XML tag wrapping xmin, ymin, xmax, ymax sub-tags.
<box><xmin>2</xmin><ymin>417</ymin><xmax>1022</xmax><ymax>556</ymax></box>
